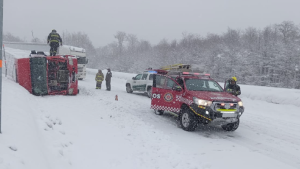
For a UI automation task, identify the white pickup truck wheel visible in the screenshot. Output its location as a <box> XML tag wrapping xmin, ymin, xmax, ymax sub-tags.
<box><xmin>126</xmin><ymin>84</ymin><xmax>133</xmax><ymax>93</ymax></box>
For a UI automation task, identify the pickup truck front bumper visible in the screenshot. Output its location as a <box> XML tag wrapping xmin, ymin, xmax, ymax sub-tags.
<box><xmin>189</xmin><ymin>102</ymin><xmax>244</xmax><ymax>125</ymax></box>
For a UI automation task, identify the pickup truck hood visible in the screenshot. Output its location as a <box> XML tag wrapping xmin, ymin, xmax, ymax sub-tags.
<box><xmin>187</xmin><ymin>91</ymin><xmax>241</xmax><ymax>102</ymax></box>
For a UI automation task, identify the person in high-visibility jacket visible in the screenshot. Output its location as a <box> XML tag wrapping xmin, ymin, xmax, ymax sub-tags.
<box><xmin>47</xmin><ymin>29</ymin><xmax>62</xmax><ymax>56</ymax></box>
<box><xmin>226</xmin><ymin>77</ymin><xmax>241</xmax><ymax>96</ymax></box>
<box><xmin>95</xmin><ymin>70</ymin><xmax>104</xmax><ymax>89</ymax></box>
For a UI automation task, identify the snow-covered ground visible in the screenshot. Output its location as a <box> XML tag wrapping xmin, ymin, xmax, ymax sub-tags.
<box><xmin>1</xmin><ymin>48</ymin><xmax>300</xmax><ymax>169</ymax></box>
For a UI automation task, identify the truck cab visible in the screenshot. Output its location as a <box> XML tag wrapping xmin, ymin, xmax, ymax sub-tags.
<box><xmin>150</xmin><ymin>71</ymin><xmax>244</xmax><ymax>131</ymax></box>
<box><xmin>58</xmin><ymin>45</ymin><xmax>88</xmax><ymax>80</ymax></box>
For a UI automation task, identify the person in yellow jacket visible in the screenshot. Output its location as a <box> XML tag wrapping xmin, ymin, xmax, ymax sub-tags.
<box><xmin>225</xmin><ymin>76</ymin><xmax>241</xmax><ymax>96</ymax></box>
<box><xmin>95</xmin><ymin>70</ymin><xmax>104</xmax><ymax>89</ymax></box>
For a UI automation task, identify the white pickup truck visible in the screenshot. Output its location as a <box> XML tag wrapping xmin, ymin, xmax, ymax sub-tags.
<box><xmin>125</xmin><ymin>70</ymin><xmax>157</xmax><ymax>98</ymax></box>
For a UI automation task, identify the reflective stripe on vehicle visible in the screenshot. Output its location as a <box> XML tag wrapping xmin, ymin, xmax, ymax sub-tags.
<box><xmin>189</xmin><ymin>106</ymin><xmax>211</xmax><ymax>121</ymax></box>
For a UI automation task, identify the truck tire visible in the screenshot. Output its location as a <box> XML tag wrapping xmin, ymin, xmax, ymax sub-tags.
<box><xmin>179</xmin><ymin>108</ymin><xmax>198</xmax><ymax>131</ymax></box>
<box><xmin>126</xmin><ymin>84</ymin><xmax>133</xmax><ymax>93</ymax></box>
<box><xmin>147</xmin><ymin>86</ymin><xmax>152</xmax><ymax>98</ymax></box>
<box><xmin>221</xmin><ymin>118</ymin><xmax>239</xmax><ymax>131</ymax></box>
<box><xmin>154</xmin><ymin>110</ymin><xmax>164</xmax><ymax>115</ymax></box>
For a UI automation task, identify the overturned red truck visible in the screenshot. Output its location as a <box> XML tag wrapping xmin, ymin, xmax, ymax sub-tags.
<box><xmin>15</xmin><ymin>52</ymin><xmax>79</xmax><ymax>96</ymax></box>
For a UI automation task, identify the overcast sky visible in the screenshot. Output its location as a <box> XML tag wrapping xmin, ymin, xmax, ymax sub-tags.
<box><xmin>4</xmin><ymin>0</ymin><xmax>300</xmax><ymax>47</ymax></box>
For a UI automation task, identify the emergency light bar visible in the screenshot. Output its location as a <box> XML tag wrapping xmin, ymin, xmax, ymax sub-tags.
<box><xmin>145</xmin><ymin>69</ymin><xmax>168</xmax><ymax>75</ymax></box>
<box><xmin>182</xmin><ymin>72</ymin><xmax>210</xmax><ymax>77</ymax></box>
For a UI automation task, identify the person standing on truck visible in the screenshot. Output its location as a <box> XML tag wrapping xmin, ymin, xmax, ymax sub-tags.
<box><xmin>95</xmin><ymin>70</ymin><xmax>104</xmax><ymax>89</ymax></box>
<box><xmin>47</xmin><ymin>29</ymin><xmax>62</xmax><ymax>56</ymax></box>
<box><xmin>226</xmin><ymin>77</ymin><xmax>241</xmax><ymax>96</ymax></box>
<box><xmin>105</xmin><ymin>68</ymin><xmax>112</xmax><ymax>91</ymax></box>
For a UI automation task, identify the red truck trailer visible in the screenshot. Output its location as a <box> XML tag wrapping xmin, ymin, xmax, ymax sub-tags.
<box><xmin>16</xmin><ymin>54</ymin><xmax>79</xmax><ymax>96</ymax></box>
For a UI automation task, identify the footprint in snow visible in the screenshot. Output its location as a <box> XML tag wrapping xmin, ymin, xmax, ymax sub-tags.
<box><xmin>46</xmin><ymin>122</ymin><xmax>53</xmax><ymax>129</ymax></box>
<box><xmin>9</xmin><ymin>146</ymin><xmax>17</xmax><ymax>151</ymax></box>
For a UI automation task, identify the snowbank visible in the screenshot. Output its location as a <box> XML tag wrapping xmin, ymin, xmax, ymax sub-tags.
<box><xmin>4</xmin><ymin>47</ymin><xmax>31</xmax><ymax>59</ymax></box>
<box><xmin>218</xmin><ymin>82</ymin><xmax>300</xmax><ymax>107</ymax></box>
<box><xmin>240</xmin><ymin>84</ymin><xmax>300</xmax><ymax>107</ymax></box>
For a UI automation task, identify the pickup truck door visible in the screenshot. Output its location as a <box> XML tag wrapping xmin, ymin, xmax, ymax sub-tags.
<box><xmin>151</xmin><ymin>74</ymin><xmax>183</xmax><ymax>113</ymax></box>
<box><xmin>224</xmin><ymin>79</ymin><xmax>230</xmax><ymax>91</ymax></box>
<box><xmin>132</xmin><ymin>74</ymin><xmax>142</xmax><ymax>91</ymax></box>
<box><xmin>139</xmin><ymin>73</ymin><xmax>148</xmax><ymax>91</ymax></box>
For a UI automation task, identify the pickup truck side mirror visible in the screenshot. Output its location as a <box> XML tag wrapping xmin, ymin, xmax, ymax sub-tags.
<box><xmin>172</xmin><ymin>85</ymin><xmax>182</xmax><ymax>92</ymax></box>
<box><xmin>132</xmin><ymin>77</ymin><xmax>136</xmax><ymax>80</ymax></box>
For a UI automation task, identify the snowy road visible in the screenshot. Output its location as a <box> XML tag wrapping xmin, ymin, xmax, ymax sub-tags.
<box><xmin>1</xmin><ymin>68</ymin><xmax>300</xmax><ymax>169</ymax></box>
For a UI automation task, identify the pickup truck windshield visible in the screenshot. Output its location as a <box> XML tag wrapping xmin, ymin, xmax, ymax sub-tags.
<box><xmin>185</xmin><ymin>79</ymin><xmax>223</xmax><ymax>92</ymax></box>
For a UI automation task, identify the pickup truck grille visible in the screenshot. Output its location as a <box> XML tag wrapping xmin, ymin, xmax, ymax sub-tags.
<box><xmin>213</xmin><ymin>102</ymin><xmax>238</xmax><ymax>111</ymax></box>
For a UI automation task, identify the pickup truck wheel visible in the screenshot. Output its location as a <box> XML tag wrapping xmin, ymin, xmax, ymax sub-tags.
<box><xmin>154</xmin><ymin>110</ymin><xmax>164</xmax><ymax>115</ymax></box>
<box><xmin>126</xmin><ymin>84</ymin><xmax>133</xmax><ymax>93</ymax></box>
<box><xmin>221</xmin><ymin>118</ymin><xmax>239</xmax><ymax>131</ymax></box>
<box><xmin>180</xmin><ymin>108</ymin><xmax>197</xmax><ymax>131</ymax></box>
<box><xmin>147</xmin><ymin>87</ymin><xmax>152</xmax><ymax>98</ymax></box>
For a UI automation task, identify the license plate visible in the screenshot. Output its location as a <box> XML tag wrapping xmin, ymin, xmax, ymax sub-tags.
<box><xmin>222</xmin><ymin>112</ymin><xmax>237</xmax><ymax>117</ymax></box>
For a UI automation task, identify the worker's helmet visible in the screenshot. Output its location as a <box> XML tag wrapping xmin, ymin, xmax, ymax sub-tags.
<box><xmin>231</xmin><ymin>76</ymin><xmax>237</xmax><ymax>82</ymax></box>
<box><xmin>230</xmin><ymin>77</ymin><xmax>237</xmax><ymax>84</ymax></box>
<box><xmin>52</xmin><ymin>29</ymin><xmax>57</xmax><ymax>33</ymax></box>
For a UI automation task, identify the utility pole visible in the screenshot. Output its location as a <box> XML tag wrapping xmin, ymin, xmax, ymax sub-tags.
<box><xmin>0</xmin><ymin>0</ymin><xmax>3</xmax><ymax>133</ymax></box>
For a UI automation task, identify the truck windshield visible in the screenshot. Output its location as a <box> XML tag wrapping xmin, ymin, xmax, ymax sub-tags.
<box><xmin>77</xmin><ymin>57</ymin><xmax>87</xmax><ymax>64</ymax></box>
<box><xmin>185</xmin><ymin>79</ymin><xmax>223</xmax><ymax>92</ymax></box>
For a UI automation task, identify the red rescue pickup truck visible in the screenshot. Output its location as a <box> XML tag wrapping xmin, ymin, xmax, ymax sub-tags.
<box><xmin>151</xmin><ymin>71</ymin><xmax>244</xmax><ymax>131</ymax></box>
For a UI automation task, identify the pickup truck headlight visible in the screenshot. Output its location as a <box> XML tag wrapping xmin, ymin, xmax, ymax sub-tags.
<box><xmin>238</xmin><ymin>101</ymin><xmax>243</xmax><ymax>107</ymax></box>
<box><xmin>193</xmin><ymin>97</ymin><xmax>212</xmax><ymax>106</ymax></box>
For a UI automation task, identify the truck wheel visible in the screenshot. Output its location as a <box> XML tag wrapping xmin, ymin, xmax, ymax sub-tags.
<box><xmin>221</xmin><ymin>118</ymin><xmax>239</xmax><ymax>131</ymax></box>
<box><xmin>154</xmin><ymin>110</ymin><xmax>164</xmax><ymax>115</ymax></box>
<box><xmin>126</xmin><ymin>84</ymin><xmax>133</xmax><ymax>93</ymax></box>
<box><xmin>147</xmin><ymin>86</ymin><xmax>152</xmax><ymax>98</ymax></box>
<box><xmin>180</xmin><ymin>108</ymin><xmax>197</xmax><ymax>131</ymax></box>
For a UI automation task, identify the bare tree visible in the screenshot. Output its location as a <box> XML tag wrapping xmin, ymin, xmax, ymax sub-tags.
<box><xmin>114</xmin><ymin>31</ymin><xmax>126</xmax><ymax>54</ymax></box>
<box><xmin>3</xmin><ymin>32</ymin><xmax>23</xmax><ymax>42</ymax></box>
<box><xmin>126</xmin><ymin>34</ymin><xmax>138</xmax><ymax>52</ymax></box>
